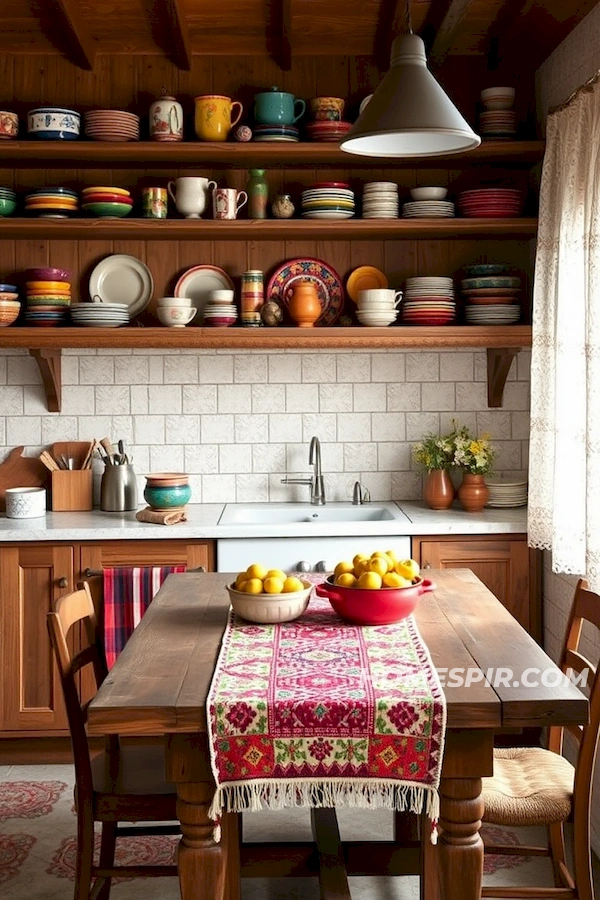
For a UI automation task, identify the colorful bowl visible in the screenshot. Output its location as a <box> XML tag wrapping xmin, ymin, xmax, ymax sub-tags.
<box><xmin>0</xmin><ymin>303</ymin><xmax>21</xmax><ymax>326</ymax></box>
<box><xmin>143</xmin><ymin>482</ymin><xmax>192</xmax><ymax>510</ymax></box>
<box><xmin>226</xmin><ymin>581</ymin><xmax>312</xmax><ymax>624</ymax></box>
<box><xmin>310</xmin><ymin>97</ymin><xmax>345</xmax><ymax>121</ymax></box>
<box><xmin>315</xmin><ymin>576</ymin><xmax>436</xmax><ymax>625</ymax></box>
<box><xmin>82</xmin><ymin>201</ymin><xmax>132</xmax><ymax>217</ymax></box>
<box><xmin>0</xmin><ymin>199</ymin><xmax>17</xmax><ymax>217</ymax></box>
<box><xmin>25</xmin><ymin>267</ymin><xmax>72</xmax><ymax>282</ymax></box>
<box><xmin>27</xmin><ymin>107</ymin><xmax>80</xmax><ymax>140</ymax></box>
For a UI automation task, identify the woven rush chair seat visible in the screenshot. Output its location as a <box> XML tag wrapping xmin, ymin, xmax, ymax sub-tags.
<box><xmin>483</xmin><ymin>746</ymin><xmax>574</xmax><ymax>826</ymax></box>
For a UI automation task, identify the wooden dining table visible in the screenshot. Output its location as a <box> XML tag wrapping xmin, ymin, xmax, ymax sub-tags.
<box><xmin>87</xmin><ymin>568</ymin><xmax>588</xmax><ymax>900</ymax></box>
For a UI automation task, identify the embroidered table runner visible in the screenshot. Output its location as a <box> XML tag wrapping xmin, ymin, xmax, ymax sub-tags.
<box><xmin>207</xmin><ymin>590</ymin><xmax>446</xmax><ymax>837</ymax></box>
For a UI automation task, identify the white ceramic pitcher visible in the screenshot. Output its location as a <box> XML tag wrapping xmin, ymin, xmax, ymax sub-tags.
<box><xmin>167</xmin><ymin>176</ymin><xmax>217</xmax><ymax>219</ymax></box>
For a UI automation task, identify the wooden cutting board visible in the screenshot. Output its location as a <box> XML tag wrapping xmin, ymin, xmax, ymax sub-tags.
<box><xmin>0</xmin><ymin>446</ymin><xmax>49</xmax><ymax>512</ymax></box>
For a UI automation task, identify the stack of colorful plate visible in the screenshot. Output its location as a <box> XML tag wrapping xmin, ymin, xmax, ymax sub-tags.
<box><xmin>0</xmin><ymin>187</ymin><xmax>17</xmax><ymax>216</ymax></box>
<box><xmin>24</xmin><ymin>275</ymin><xmax>72</xmax><ymax>327</ymax></box>
<box><xmin>70</xmin><ymin>302</ymin><xmax>130</xmax><ymax>327</ymax></box>
<box><xmin>84</xmin><ymin>109</ymin><xmax>140</xmax><ymax>142</ymax></box>
<box><xmin>24</xmin><ymin>186</ymin><xmax>78</xmax><ymax>218</ymax></box>
<box><xmin>301</xmin><ymin>182</ymin><xmax>355</xmax><ymax>219</ymax></box>
<box><xmin>479</xmin><ymin>110</ymin><xmax>516</xmax><ymax>139</ymax></box>
<box><xmin>485</xmin><ymin>478</ymin><xmax>528</xmax><ymax>508</ymax></box>
<box><xmin>402</xmin><ymin>276</ymin><xmax>456</xmax><ymax>326</ymax></box>
<box><xmin>465</xmin><ymin>304</ymin><xmax>521</xmax><ymax>325</ymax></box>
<box><xmin>203</xmin><ymin>302</ymin><xmax>238</xmax><ymax>327</ymax></box>
<box><xmin>81</xmin><ymin>186</ymin><xmax>133</xmax><ymax>218</ymax></box>
<box><xmin>457</xmin><ymin>188</ymin><xmax>524</xmax><ymax>218</ymax></box>
<box><xmin>402</xmin><ymin>199</ymin><xmax>455</xmax><ymax>218</ymax></box>
<box><xmin>305</xmin><ymin>120</ymin><xmax>352</xmax><ymax>142</ymax></box>
<box><xmin>253</xmin><ymin>124</ymin><xmax>299</xmax><ymax>142</ymax></box>
<box><xmin>461</xmin><ymin>273</ymin><xmax>522</xmax><ymax>308</ymax></box>
<box><xmin>362</xmin><ymin>182</ymin><xmax>399</xmax><ymax>219</ymax></box>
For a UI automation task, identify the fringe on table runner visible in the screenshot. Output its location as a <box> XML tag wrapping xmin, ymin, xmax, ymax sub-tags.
<box><xmin>209</xmin><ymin>778</ymin><xmax>440</xmax><ymax>844</ymax></box>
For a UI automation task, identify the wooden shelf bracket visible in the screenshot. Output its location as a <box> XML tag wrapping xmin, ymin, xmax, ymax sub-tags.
<box><xmin>29</xmin><ymin>349</ymin><xmax>62</xmax><ymax>413</ymax></box>
<box><xmin>487</xmin><ymin>347</ymin><xmax>520</xmax><ymax>408</ymax></box>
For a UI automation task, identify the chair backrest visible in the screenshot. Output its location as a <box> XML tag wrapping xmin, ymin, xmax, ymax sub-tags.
<box><xmin>548</xmin><ymin>579</ymin><xmax>600</xmax><ymax>826</ymax></box>
<box><xmin>47</xmin><ymin>581</ymin><xmax>110</xmax><ymax>802</ymax></box>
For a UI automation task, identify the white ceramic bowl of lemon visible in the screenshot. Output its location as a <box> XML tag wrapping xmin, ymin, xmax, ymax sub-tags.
<box><xmin>226</xmin><ymin>580</ymin><xmax>312</xmax><ymax>623</ymax></box>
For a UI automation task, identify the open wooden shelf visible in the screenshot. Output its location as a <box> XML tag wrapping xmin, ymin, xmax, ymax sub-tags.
<box><xmin>0</xmin><ymin>218</ymin><xmax>539</xmax><ymax>240</ymax></box>
<box><xmin>0</xmin><ymin>140</ymin><xmax>545</xmax><ymax>168</ymax></box>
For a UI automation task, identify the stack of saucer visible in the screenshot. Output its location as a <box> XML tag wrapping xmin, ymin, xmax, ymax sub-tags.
<box><xmin>465</xmin><ymin>304</ymin><xmax>521</xmax><ymax>325</ymax></box>
<box><xmin>253</xmin><ymin>124</ymin><xmax>299</xmax><ymax>142</ymax></box>
<box><xmin>84</xmin><ymin>109</ymin><xmax>140</xmax><ymax>142</ymax></box>
<box><xmin>362</xmin><ymin>182</ymin><xmax>399</xmax><ymax>219</ymax></box>
<box><xmin>81</xmin><ymin>186</ymin><xmax>133</xmax><ymax>218</ymax></box>
<box><xmin>301</xmin><ymin>182</ymin><xmax>355</xmax><ymax>219</ymax></box>
<box><xmin>203</xmin><ymin>302</ymin><xmax>238</xmax><ymax>327</ymax></box>
<box><xmin>485</xmin><ymin>478</ymin><xmax>528</xmax><ymax>508</ymax></box>
<box><xmin>25</xmin><ymin>186</ymin><xmax>78</xmax><ymax>218</ymax></box>
<box><xmin>402</xmin><ymin>187</ymin><xmax>454</xmax><ymax>218</ymax></box>
<box><xmin>305</xmin><ymin>120</ymin><xmax>352</xmax><ymax>142</ymax></box>
<box><xmin>461</xmin><ymin>272</ymin><xmax>521</xmax><ymax>307</ymax></box>
<box><xmin>479</xmin><ymin>87</ymin><xmax>516</xmax><ymax>139</ymax></box>
<box><xmin>402</xmin><ymin>276</ymin><xmax>456</xmax><ymax>326</ymax></box>
<box><xmin>70</xmin><ymin>302</ymin><xmax>130</xmax><ymax>327</ymax></box>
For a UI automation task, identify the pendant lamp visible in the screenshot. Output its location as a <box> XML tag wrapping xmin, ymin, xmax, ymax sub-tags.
<box><xmin>340</xmin><ymin>1</ymin><xmax>480</xmax><ymax>158</ymax></box>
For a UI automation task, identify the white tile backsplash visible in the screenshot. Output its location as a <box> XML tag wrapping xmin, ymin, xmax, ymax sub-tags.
<box><xmin>0</xmin><ymin>348</ymin><xmax>529</xmax><ymax>502</ymax></box>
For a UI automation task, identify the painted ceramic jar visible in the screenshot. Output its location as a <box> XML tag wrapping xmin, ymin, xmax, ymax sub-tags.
<box><xmin>149</xmin><ymin>94</ymin><xmax>183</xmax><ymax>142</ymax></box>
<box><xmin>271</xmin><ymin>193</ymin><xmax>295</xmax><ymax>219</ymax></box>
<box><xmin>142</xmin><ymin>187</ymin><xmax>168</xmax><ymax>218</ymax></box>
<box><xmin>0</xmin><ymin>111</ymin><xmax>19</xmax><ymax>140</ymax></box>
<box><xmin>246</xmin><ymin>169</ymin><xmax>268</xmax><ymax>219</ymax></box>
<box><xmin>240</xmin><ymin>270</ymin><xmax>264</xmax><ymax>327</ymax></box>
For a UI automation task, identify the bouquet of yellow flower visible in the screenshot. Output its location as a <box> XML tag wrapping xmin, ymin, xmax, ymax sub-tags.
<box><xmin>412</xmin><ymin>433</ymin><xmax>455</xmax><ymax>472</ymax></box>
<box><xmin>450</xmin><ymin>423</ymin><xmax>495</xmax><ymax>475</ymax></box>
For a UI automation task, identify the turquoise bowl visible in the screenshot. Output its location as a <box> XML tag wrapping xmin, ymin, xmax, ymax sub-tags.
<box><xmin>0</xmin><ymin>199</ymin><xmax>17</xmax><ymax>217</ymax></box>
<box><xmin>143</xmin><ymin>483</ymin><xmax>191</xmax><ymax>510</ymax></box>
<box><xmin>82</xmin><ymin>201</ymin><xmax>132</xmax><ymax>218</ymax></box>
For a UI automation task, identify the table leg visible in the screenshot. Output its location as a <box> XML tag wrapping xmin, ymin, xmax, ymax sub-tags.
<box><xmin>176</xmin><ymin>781</ymin><xmax>225</xmax><ymax>900</ymax></box>
<box><xmin>437</xmin><ymin>776</ymin><xmax>484</xmax><ymax>900</ymax></box>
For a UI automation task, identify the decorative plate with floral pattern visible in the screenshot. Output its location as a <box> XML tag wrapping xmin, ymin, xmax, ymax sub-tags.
<box><xmin>266</xmin><ymin>258</ymin><xmax>344</xmax><ymax>326</ymax></box>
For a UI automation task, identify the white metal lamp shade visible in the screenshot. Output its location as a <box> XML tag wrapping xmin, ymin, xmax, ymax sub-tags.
<box><xmin>340</xmin><ymin>34</ymin><xmax>481</xmax><ymax>158</ymax></box>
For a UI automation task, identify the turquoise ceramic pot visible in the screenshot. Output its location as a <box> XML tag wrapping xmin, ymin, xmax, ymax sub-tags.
<box><xmin>144</xmin><ymin>483</ymin><xmax>191</xmax><ymax>510</ymax></box>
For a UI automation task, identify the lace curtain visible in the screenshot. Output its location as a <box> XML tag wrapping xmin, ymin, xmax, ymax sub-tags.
<box><xmin>528</xmin><ymin>78</ymin><xmax>600</xmax><ymax>592</ymax></box>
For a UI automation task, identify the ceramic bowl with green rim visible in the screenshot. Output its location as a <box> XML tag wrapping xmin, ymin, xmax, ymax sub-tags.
<box><xmin>0</xmin><ymin>198</ymin><xmax>17</xmax><ymax>217</ymax></box>
<box><xmin>82</xmin><ymin>201</ymin><xmax>133</xmax><ymax>218</ymax></box>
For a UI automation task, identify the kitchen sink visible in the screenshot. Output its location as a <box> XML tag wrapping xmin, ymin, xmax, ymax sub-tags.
<box><xmin>218</xmin><ymin>502</ymin><xmax>401</xmax><ymax>525</ymax></box>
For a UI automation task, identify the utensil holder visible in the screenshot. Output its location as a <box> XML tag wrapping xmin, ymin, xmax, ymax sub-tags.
<box><xmin>100</xmin><ymin>464</ymin><xmax>138</xmax><ymax>512</ymax></box>
<box><xmin>51</xmin><ymin>470</ymin><xmax>93</xmax><ymax>511</ymax></box>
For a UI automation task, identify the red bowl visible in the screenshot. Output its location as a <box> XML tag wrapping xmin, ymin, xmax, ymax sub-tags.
<box><xmin>315</xmin><ymin>576</ymin><xmax>435</xmax><ymax>625</ymax></box>
<box><xmin>25</xmin><ymin>267</ymin><xmax>71</xmax><ymax>282</ymax></box>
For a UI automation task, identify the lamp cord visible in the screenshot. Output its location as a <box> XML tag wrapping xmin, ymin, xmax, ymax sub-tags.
<box><xmin>404</xmin><ymin>0</ymin><xmax>413</xmax><ymax>34</ymax></box>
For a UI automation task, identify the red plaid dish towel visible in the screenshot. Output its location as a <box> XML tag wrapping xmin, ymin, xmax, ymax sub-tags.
<box><xmin>103</xmin><ymin>566</ymin><xmax>186</xmax><ymax>669</ymax></box>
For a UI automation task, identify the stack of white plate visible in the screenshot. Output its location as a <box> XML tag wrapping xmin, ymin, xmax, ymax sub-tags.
<box><xmin>362</xmin><ymin>182</ymin><xmax>399</xmax><ymax>219</ymax></box>
<box><xmin>485</xmin><ymin>479</ymin><xmax>528</xmax><ymax>508</ymax></box>
<box><xmin>402</xmin><ymin>200</ymin><xmax>455</xmax><ymax>218</ymax></box>
<box><xmin>84</xmin><ymin>110</ymin><xmax>140</xmax><ymax>142</ymax></box>
<box><xmin>70</xmin><ymin>302</ymin><xmax>130</xmax><ymax>328</ymax></box>
<box><xmin>465</xmin><ymin>304</ymin><xmax>521</xmax><ymax>325</ymax></box>
<box><xmin>403</xmin><ymin>276</ymin><xmax>456</xmax><ymax>325</ymax></box>
<box><xmin>301</xmin><ymin>183</ymin><xmax>355</xmax><ymax>220</ymax></box>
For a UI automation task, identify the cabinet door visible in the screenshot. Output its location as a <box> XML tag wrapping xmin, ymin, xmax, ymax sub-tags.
<box><xmin>411</xmin><ymin>535</ymin><xmax>535</xmax><ymax>635</ymax></box>
<box><xmin>0</xmin><ymin>544</ymin><xmax>75</xmax><ymax>733</ymax></box>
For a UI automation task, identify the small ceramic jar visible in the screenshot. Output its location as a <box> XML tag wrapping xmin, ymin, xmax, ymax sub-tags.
<box><xmin>271</xmin><ymin>193</ymin><xmax>295</xmax><ymax>219</ymax></box>
<box><xmin>149</xmin><ymin>93</ymin><xmax>184</xmax><ymax>142</ymax></box>
<box><xmin>0</xmin><ymin>111</ymin><xmax>19</xmax><ymax>140</ymax></box>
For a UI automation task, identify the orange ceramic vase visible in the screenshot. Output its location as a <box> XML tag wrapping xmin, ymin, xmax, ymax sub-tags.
<box><xmin>457</xmin><ymin>472</ymin><xmax>489</xmax><ymax>512</ymax></box>
<box><xmin>423</xmin><ymin>469</ymin><xmax>454</xmax><ymax>510</ymax></box>
<box><xmin>288</xmin><ymin>280</ymin><xmax>322</xmax><ymax>327</ymax></box>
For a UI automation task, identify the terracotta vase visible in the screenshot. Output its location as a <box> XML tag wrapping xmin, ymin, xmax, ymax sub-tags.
<box><xmin>457</xmin><ymin>472</ymin><xmax>489</xmax><ymax>512</ymax></box>
<box><xmin>423</xmin><ymin>469</ymin><xmax>454</xmax><ymax>510</ymax></box>
<box><xmin>288</xmin><ymin>280</ymin><xmax>322</xmax><ymax>327</ymax></box>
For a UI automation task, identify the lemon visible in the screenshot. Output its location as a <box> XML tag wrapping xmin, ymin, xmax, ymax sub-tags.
<box><xmin>263</xmin><ymin>576</ymin><xmax>285</xmax><ymax>594</ymax></box>
<box><xmin>395</xmin><ymin>559</ymin><xmax>420</xmax><ymax>580</ymax></box>
<box><xmin>234</xmin><ymin>572</ymin><xmax>247</xmax><ymax>589</ymax></box>
<box><xmin>246</xmin><ymin>563</ymin><xmax>268</xmax><ymax>581</ymax></box>
<box><xmin>282</xmin><ymin>576</ymin><xmax>305</xmax><ymax>593</ymax></box>
<box><xmin>244</xmin><ymin>578</ymin><xmax>264</xmax><ymax>594</ymax></box>
<box><xmin>385</xmin><ymin>549</ymin><xmax>399</xmax><ymax>563</ymax></box>
<box><xmin>383</xmin><ymin>571</ymin><xmax>410</xmax><ymax>588</ymax></box>
<box><xmin>357</xmin><ymin>570</ymin><xmax>383</xmax><ymax>590</ymax></box>
<box><xmin>353</xmin><ymin>559</ymin><xmax>370</xmax><ymax>578</ymax></box>
<box><xmin>266</xmin><ymin>569</ymin><xmax>287</xmax><ymax>582</ymax></box>
<box><xmin>235</xmin><ymin>579</ymin><xmax>248</xmax><ymax>592</ymax></box>
<box><xmin>335</xmin><ymin>572</ymin><xmax>358</xmax><ymax>588</ymax></box>
<box><xmin>334</xmin><ymin>561</ymin><xmax>354</xmax><ymax>579</ymax></box>
<box><xmin>369</xmin><ymin>555</ymin><xmax>389</xmax><ymax>577</ymax></box>
<box><xmin>352</xmin><ymin>553</ymin><xmax>368</xmax><ymax>568</ymax></box>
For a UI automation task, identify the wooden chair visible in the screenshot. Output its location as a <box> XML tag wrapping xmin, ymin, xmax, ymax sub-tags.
<box><xmin>481</xmin><ymin>578</ymin><xmax>600</xmax><ymax>900</ymax></box>
<box><xmin>47</xmin><ymin>581</ymin><xmax>179</xmax><ymax>900</ymax></box>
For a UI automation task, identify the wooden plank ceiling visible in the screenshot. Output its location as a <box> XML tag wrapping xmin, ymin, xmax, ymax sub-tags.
<box><xmin>3</xmin><ymin>0</ymin><xmax>599</xmax><ymax>70</ymax></box>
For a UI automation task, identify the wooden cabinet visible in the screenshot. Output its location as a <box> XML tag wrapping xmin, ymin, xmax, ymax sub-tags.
<box><xmin>0</xmin><ymin>538</ymin><xmax>215</xmax><ymax>737</ymax></box>
<box><xmin>411</xmin><ymin>534</ymin><xmax>540</xmax><ymax>640</ymax></box>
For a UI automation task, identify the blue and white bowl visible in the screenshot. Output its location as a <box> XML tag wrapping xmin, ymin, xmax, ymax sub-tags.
<box><xmin>27</xmin><ymin>107</ymin><xmax>80</xmax><ymax>140</ymax></box>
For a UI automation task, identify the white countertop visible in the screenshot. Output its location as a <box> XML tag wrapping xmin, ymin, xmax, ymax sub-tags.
<box><xmin>0</xmin><ymin>501</ymin><xmax>527</xmax><ymax>542</ymax></box>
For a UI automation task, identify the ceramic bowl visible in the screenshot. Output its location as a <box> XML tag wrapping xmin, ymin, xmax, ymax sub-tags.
<box><xmin>27</xmin><ymin>107</ymin><xmax>80</xmax><ymax>140</ymax></box>
<box><xmin>5</xmin><ymin>487</ymin><xmax>47</xmax><ymax>518</ymax></box>
<box><xmin>0</xmin><ymin>303</ymin><xmax>21</xmax><ymax>326</ymax></box>
<box><xmin>0</xmin><ymin>111</ymin><xmax>19</xmax><ymax>139</ymax></box>
<box><xmin>226</xmin><ymin>581</ymin><xmax>312</xmax><ymax>624</ymax></box>
<box><xmin>25</xmin><ymin>267</ymin><xmax>71</xmax><ymax>282</ymax></box>
<box><xmin>82</xmin><ymin>201</ymin><xmax>132</xmax><ymax>217</ymax></box>
<box><xmin>464</xmin><ymin>264</ymin><xmax>511</xmax><ymax>277</ymax></box>
<box><xmin>157</xmin><ymin>307</ymin><xmax>197</xmax><ymax>327</ymax></box>
<box><xmin>203</xmin><ymin>315</ymin><xmax>236</xmax><ymax>327</ymax></box>
<box><xmin>0</xmin><ymin>292</ymin><xmax>18</xmax><ymax>301</ymax></box>
<box><xmin>0</xmin><ymin>198</ymin><xmax>17</xmax><ymax>217</ymax></box>
<box><xmin>481</xmin><ymin>98</ymin><xmax>515</xmax><ymax>111</ymax></box>
<box><xmin>143</xmin><ymin>482</ymin><xmax>191</xmax><ymax>510</ymax></box>
<box><xmin>410</xmin><ymin>187</ymin><xmax>448</xmax><ymax>201</ymax></box>
<box><xmin>481</xmin><ymin>87</ymin><xmax>515</xmax><ymax>102</ymax></box>
<box><xmin>461</xmin><ymin>276</ymin><xmax>521</xmax><ymax>290</ymax></box>
<box><xmin>315</xmin><ymin>576</ymin><xmax>435</xmax><ymax>625</ymax></box>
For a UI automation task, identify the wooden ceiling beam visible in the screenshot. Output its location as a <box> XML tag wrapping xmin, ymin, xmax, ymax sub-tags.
<box><xmin>46</xmin><ymin>0</ymin><xmax>96</xmax><ymax>70</ymax></box>
<box><xmin>373</xmin><ymin>0</ymin><xmax>407</xmax><ymax>69</ymax></box>
<box><xmin>156</xmin><ymin>0</ymin><xmax>192</xmax><ymax>70</ymax></box>
<box><xmin>266</xmin><ymin>0</ymin><xmax>293</xmax><ymax>71</ymax></box>
<box><xmin>428</xmin><ymin>0</ymin><xmax>476</xmax><ymax>67</ymax></box>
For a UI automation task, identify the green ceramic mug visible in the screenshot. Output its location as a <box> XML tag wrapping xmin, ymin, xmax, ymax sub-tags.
<box><xmin>254</xmin><ymin>87</ymin><xmax>306</xmax><ymax>125</ymax></box>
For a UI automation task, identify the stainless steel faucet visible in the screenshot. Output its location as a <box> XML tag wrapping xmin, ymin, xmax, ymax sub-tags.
<box><xmin>352</xmin><ymin>481</ymin><xmax>370</xmax><ymax>505</ymax></box>
<box><xmin>281</xmin><ymin>436</ymin><xmax>326</xmax><ymax>505</ymax></box>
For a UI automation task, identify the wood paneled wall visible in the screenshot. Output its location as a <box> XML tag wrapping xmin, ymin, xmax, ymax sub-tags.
<box><xmin>0</xmin><ymin>53</ymin><xmax>537</xmax><ymax>321</ymax></box>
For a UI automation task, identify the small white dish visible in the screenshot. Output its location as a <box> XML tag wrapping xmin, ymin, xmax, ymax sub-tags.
<box><xmin>410</xmin><ymin>187</ymin><xmax>448</xmax><ymax>201</ymax></box>
<box><xmin>6</xmin><ymin>487</ymin><xmax>46</xmax><ymax>518</ymax></box>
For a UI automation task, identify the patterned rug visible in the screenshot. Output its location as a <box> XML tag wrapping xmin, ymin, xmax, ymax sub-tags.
<box><xmin>0</xmin><ymin>765</ymin><xmax>574</xmax><ymax>900</ymax></box>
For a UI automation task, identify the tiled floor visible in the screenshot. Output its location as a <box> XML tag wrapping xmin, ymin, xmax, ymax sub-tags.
<box><xmin>0</xmin><ymin>764</ymin><xmax>597</xmax><ymax>899</ymax></box>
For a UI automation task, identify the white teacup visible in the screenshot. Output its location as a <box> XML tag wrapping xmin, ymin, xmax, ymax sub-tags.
<box><xmin>358</xmin><ymin>289</ymin><xmax>403</xmax><ymax>308</ymax></box>
<box><xmin>157</xmin><ymin>306</ymin><xmax>197</xmax><ymax>327</ymax></box>
<box><xmin>209</xmin><ymin>289</ymin><xmax>235</xmax><ymax>304</ymax></box>
<box><xmin>167</xmin><ymin>176</ymin><xmax>217</xmax><ymax>219</ymax></box>
<box><xmin>157</xmin><ymin>296</ymin><xmax>192</xmax><ymax>307</ymax></box>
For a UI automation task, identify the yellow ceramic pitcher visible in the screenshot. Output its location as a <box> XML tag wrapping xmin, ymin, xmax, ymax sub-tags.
<box><xmin>194</xmin><ymin>94</ymin><xmax>243</xmax><ymax>142</ymax></box>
